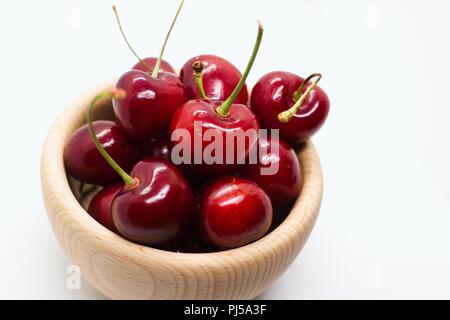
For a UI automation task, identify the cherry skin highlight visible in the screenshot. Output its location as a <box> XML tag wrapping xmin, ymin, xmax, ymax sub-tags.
<box><xmin>132</xmin><ymin>57</ymin><xmax>175</xmax><ymax>74</ymax></box>
<box><xmin>113</xmin><ymin>70</ymin><xmax>186</xmax><ymax>140</ymax></box>
<box><xmin>180</xmin><ymin>55</ymin><xmax>249</xmax><ymax>104</ymax></box>
<box><xmin>112</xmin><ymin>158</ymin><xmax>194</xmax><ymax>245</ymax></box>
<box><xmin>196</xmin><ymin>176</ymin><xmax>272</xmax><ymax>249</ymax></box>
<box><xmin>88</xmin><ymin>183</ymin><xmax>122</xmax><ymax>233</ymax></box>
<box><xmin>64</xmin><ymin>120</ymin><xmax>139</xmax><ymax>185</ymax></box>
<box><xmin>240</xmin><ymin>135</ymin><xmax>302</xmax><ymax>211</ymax></box>
<box><xmin>250</xmin><ymin>71</ymin><xmax>330</xmax><ymax>145</ymax></box>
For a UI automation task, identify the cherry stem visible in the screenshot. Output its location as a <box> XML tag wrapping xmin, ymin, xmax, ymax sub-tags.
<box><xmin>192</xmin><ymin>61</ymin><xmax>207</xmax><ymax>99</ymax></box>
<box><xmin>216</xmin><ymin>21</ymin><xmax>264</xmax><ymax>117</ymax></box>
<box><xmin>292</xmin><ymin>72</ymin><xmax>321</xmax><ymax>101</ymax></box>
<box><xmin>112</xmin><ymin>6</ymin><xmax>151</xmax><ymax>72</ymax></box>
<box><xmin>278</xmin><ymin>73</ymin><xmax>322</xmax><ymax>123</ymax></box>
<box><xmin>86</xmin><ymin>89</ymin><xmax>139</xmax><ymax>189</ymax></box>
<box><xmin>151</xmin><ymin>0</ymin><xmax>185</xmax><ymax>79</ymax></box>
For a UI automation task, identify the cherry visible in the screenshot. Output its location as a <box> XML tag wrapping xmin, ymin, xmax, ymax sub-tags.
<box><xmin>112</xmin><ymin>158</ymin><xmax>194</xmax><ymax>245</ymax></box>
<box><xmin>112</xmin><ymin>6</ymin><xmax>177</xmax><ymax>74</ymax></box>
<box><xmin>88</xmin><ymin>183</ymin><xmax>122</xmax><ymax>233</ymax></box>
<box><xmin>64</xmin><ymin>121</ymin><xmax>139</xmax><ymax>185</ymax></box>
<box><xmin>240</xmin><ymin>135</ymin><xmax>302</xmax><ymax>211</ymax></box>
<box><xmin>170</xmin><ymin>99</ymin><xmax>259</xmax><ymax>176</ymax></box>
<box><xmin>86</xmin><ymin>89</ymin><xmax>194</xmax><ymax>246</ymax></box>
<box><xmin>251</xmin><ymin>71</ymin><xmax>329</xmax><ymax>145</ymax></box>
<box><xmin>180</xmin><ymin>55</ymin><xmax>249</xmax><ymax>104</ymax></box>
<box><xmin>196</xmin><ymin>176</ymin><xmax>272</xmax><ymax>249</ymax></box>
<box><xmin>114</xmin><ymin>71</ymin><xmax>185</xmax><ymax>140</ymax></box>
<box><xmin>112</xmin><ymin>1</ymin><xmax>186</xmax><ymax>140</ymax></box>
<box><xmin>170</xmin><ymin>22</ymin><xmax>264</xmax><ymax>177</ymax></box>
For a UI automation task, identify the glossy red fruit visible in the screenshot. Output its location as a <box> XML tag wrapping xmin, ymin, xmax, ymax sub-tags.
<box><xmin>64</xmin><ymin>120</ymin><xmax>139</xmax><ymax>185</ymax></box>
<box><xmin>138</xmin><ymin>134</ymin><xmax>172</xmax><ymax>160</ymax></box>
<box><xmin>132</xmin><ymin>57</ymin><xmax>175</xmax><ymax>74</ymax></box>
<box><xmin>88</xmin><ymin>183</ymin><xmax>122</xmax><ymax>233</ymax></box>
<box><xmin>170</xmin><ymin>22</ymin><xmax>264</xmax><ymax>177</ymax></box>
<box><xmin>197</xmin><ymin>176</ymin><xmax>272</xmax><ymax>249</ymax></box>
<box><xmin>113</xmin><ymin>70</ymin><xmax>186</xmax><ymax>140</ymax></box>
<box><xmin>170</xmin><ymin>99</ymin><xmax>259</xmax><ymax>176</ymax></box>
<box><xmin>112</xmin><ymin>158</ymin><xmax>194</xmax><ymax>245</ymax></box>
<box><xmin>180</xmin><ymin>55</ymin><xmax>249</xmax><ymax>104</ymax></box>
<box><xmin>251</xmin><ymin>71</ymin><xmax>330</xmax><ymax>145</ymax></box>
<box><xmin>241</xmin><ymin>135</ymin><xmax>302</xmax><ymax>210</ymax></box>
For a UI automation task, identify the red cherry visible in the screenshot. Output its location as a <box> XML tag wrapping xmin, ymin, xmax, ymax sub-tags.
<box><xmin>170</xmin><ymin>22</ymin><xmax>264</xmax><ymax>177</ymax></box>
<box><xmin>113</xmin><ymin>70</ymin><xmax>185</xmax><ymax>140</ymax></box>
<box><xmin>171</xmin><ymin>100</ymin><xmax>259</xmax><ymax>177</ymax></box>
<box><xmin>88</xmin><ymin>183</ymin><xmax>122</xmax><ymax>233</ymax></box>
<box><xmin>180</xmin><ymin>55</ymin><xmax>249</xmax><ymax>104</ymax></box>
<box><xmin>197</xmin><ymin>176</ymin><xmax>272</xmax><ymax>249</ymax></box>
<box><xmin>251</xmin><ymin>71</ymin><xmax>329</xmax><ymax>145</ymax></box>
<box><xmin>132</xmin><ymin>57</ymin><xmax>175</xmax><ymax>74</ymax></box>
<box><xmin>64</xmin><ymin>120</ymin><xmax>139</xmax><ymax>185</ymax></box>
<box><xmin>85</xmin><ymin>90</ymin><xmax>194</xmax><ymax>246</ymax></box>
<box><xmin>170</xmin><ymin>99</ymin><xmax>259</xmax><ymax>176</ymax></box>
<box><xmin>112</xmin><ymin>3</ymin><xmax>185</xmax><ymax>140</ymax></box>
<box><xmin>240</xmin><ymin>135</ymin><xmax>302</xmax><ymax>210</ymax></box>
<box><xmin>112</xmin><ymin>158</ymin><xmax>194</xmax><ymax>245</ymax></box>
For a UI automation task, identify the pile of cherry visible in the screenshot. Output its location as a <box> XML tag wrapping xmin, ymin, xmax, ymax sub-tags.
<box><xmin>64</xmin><ymin>2</ymin><xmax>329</xmax><ymax>253</ymax></box>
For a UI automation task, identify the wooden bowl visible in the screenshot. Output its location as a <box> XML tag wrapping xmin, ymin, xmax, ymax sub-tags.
<box><xmin>40</xmin><ymin>79</ymin><xmax>323</xmax><ymax>300</ymax></box>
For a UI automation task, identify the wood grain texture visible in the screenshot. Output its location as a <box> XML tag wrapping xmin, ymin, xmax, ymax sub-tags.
<box><xmin>40</xmin><ymin>79</ymin><xmax>323</xmax><ymax>300</ymax></box>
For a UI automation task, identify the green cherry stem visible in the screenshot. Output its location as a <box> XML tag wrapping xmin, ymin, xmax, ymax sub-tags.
<box><xmin>192</xmin><ymin>61</ymin><xmax>207</xmax><ymax>99</ymax></box>
<box><xmin>278</xmin><ymin>73</ymin><xmax>322</xmax><ymax>123</ymax></box>
<box><xmin>112</xmin><ymin>6</ymin><xmax>151</xmax><ymax>72</ymax></box>
<box><xmin>86</xmin><ymin>89</ymin><xmax>139</xmax><ymax>190</ymax></box>
<box><xmin>215</xmin><ymin>21</ymin><xmax>264</xmax><ymax>117</ymax></box>
<box><xmin>292</xmin><ymin>72</ymin><xmax>321</xmax><ymax>102</ymax></box>
<box><xmin>151</xmin><ymin>0</ymin><xmax>185</xmax><ymax>79</ymax></box>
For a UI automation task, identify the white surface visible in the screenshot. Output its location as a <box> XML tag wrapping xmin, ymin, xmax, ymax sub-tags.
<box><xmin>1</xmin><ymin>0</ymin><xmax>449</xmax><ymax>299</ymax></box>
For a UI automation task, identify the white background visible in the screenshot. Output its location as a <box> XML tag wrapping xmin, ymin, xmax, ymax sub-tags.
<box><xmin>1</xmin><ymin>0</ymin><xmax>449</xmax><ymax>299</ymax></box>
